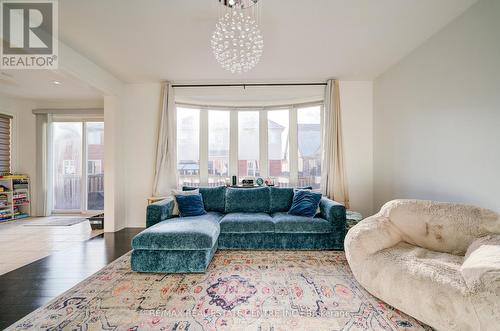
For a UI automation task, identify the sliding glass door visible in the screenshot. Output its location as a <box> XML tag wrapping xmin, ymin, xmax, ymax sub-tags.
<box><xmin>53</xmin><ymin>122</ymin><xmax>82</xmax><ymax>211</ymax></box>
<box><xmin>52</xmin><ymin>121</ymin><xmax>104</xmax><ymax>213</ymax></box>
<box><xmin>86</xmin><ymin>122</ymin><xmax>104</xmax><ymax>211</ymax></box>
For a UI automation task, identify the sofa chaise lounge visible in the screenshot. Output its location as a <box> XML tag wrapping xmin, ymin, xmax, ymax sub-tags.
<box><xmin>131</xmin><ymin>186</ymin><xmax>346</xmax><ymax>273</ymax></box>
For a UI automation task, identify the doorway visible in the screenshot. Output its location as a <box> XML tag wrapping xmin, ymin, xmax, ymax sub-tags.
<box><xmin>51</xmin><ymin>121</ymin><xmax>104</xmax><ymax>214</ymax></box>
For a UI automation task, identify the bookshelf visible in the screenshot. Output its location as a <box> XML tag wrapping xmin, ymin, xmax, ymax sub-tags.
<box><xmin>0</xmin><ymin>176</ymin><xmax>31</xmax><ymax>222</ymax></box>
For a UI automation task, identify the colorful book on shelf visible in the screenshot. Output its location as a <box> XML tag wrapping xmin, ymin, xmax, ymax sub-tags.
<box><xmin>0</xmin><ymin>211</ymin><xmax>13</xmax><ymax>219</ymax></box>
<box><xmin>13</xmin><ymin>185</ymin><xmax>28</xmax><ymax>190</ymax></box>
<box><xmin>0</xmin><ymin>173</ymin><xmax>29</xmax><ymax>179</ymax></box>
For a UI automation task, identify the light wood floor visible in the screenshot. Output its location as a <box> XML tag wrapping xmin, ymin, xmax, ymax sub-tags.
<box><xmin>0</xmin><ymin>216</ymin><xmax>103</xmax><ymax>275</ymax></box>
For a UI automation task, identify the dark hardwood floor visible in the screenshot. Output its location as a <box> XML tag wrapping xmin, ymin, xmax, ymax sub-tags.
<box><xmin>0</xmin><ymin>228</ymin><xmax>142</xmax><ymax>329</ymax></box>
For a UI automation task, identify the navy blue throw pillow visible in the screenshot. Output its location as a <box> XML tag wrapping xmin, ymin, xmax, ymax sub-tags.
<box><xmin>175</xmin><ymin>194</ymin><xmax>207</xmax><ymax>217</ymax></box>
<box><xmin>288</xmin><ymin>190</ymin><xmax>322</xmax><ymax>218</ymax></box>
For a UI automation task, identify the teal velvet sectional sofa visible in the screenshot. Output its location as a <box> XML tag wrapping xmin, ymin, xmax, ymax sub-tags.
<box><xmin>131</xmin><ymin>186</ymin><xmax>346</xmax><ymax>273</ymax></box>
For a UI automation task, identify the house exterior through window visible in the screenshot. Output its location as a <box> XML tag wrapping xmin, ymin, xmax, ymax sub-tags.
<box><xmin>176</xmin><ymin>103</ymin><xmax>322</xmax><ymax>189</ymax></box>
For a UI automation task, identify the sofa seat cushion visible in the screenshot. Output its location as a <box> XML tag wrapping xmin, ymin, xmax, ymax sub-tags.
<box><xmin>132</xmin><ymin>212</ymin><xmax>223</xmax><ymax>250</ymax></box>
<box><xmin>220</xmin><ymin>213</ymin><xmax>275</xmax><ymax>233</ymax></box>
<box><xmin>272</xmin><ymin>212</ymin><xmax>333</xmax><ymax>233</ymax></box>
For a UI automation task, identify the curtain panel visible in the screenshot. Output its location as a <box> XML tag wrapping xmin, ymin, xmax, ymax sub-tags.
<box><xmin>35</xmin><ymin>113</ymin><xmax>52</xmax><ymax>216</ymax></box>
<box><xmin>321</xmin><ymin>79</ymin><xmax>350</xmax><ymax>208</ymax></box>
<box><xmin>152</xmin><ymin>82</ymin><xmax>178</xmax><ymax>196</ymax></box>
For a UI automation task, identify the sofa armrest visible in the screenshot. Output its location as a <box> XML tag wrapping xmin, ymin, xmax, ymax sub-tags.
<box><xmin>345</xmin><ymin>215</ymin><xmax>403</xmax><ymax>260</ymax></box>
<box><xmin>146</xmin><ymin>197</ymin><xmax>175</xmax><ymax>228</ymax></box>
<box><xmin>319</xmin><ymin>197</ymin><xmax>346</xmax><ymax>233</ymax></box>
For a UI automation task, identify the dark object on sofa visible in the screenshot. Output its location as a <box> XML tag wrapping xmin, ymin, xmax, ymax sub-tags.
<box><xmin>131</xmin><ymin>186</ymin><xmax>346</xmax><ymax>273</ymax></box>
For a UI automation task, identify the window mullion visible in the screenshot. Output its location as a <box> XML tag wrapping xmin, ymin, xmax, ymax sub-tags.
<box><xmin>199</xmin><ymin>111</ymin><xmax>209</xmax><ymax>185</ymax></box>
<box><xmin>259</xmin><ymin>110</ymin><xmax>268</xmax><ymax>179</ymax></box>
<box><xmin>82</xmin><ymin>121</ymin><xmax>88</xmax><ymax>212</ymax></box>
<box><xmin>289</xmin><ymin>107</ymin><xmax>298</xmax><ymax>187</ymax></box>
<box><xmin>229</xmin><ymin>111</ymin><xmax>238</xmax><ymax>182</ymax></box>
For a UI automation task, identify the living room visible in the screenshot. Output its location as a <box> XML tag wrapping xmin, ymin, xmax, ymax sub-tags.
<box><xmin>0</xmin><ymin>0</ymin><xmax>498</xmax><ymax>330</ymax></box>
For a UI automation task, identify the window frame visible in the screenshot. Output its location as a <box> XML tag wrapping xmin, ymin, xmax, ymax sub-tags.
<box><xmin>176</xmin><ymin>101</ymin><xmax>323</xmax><ymax>188</ymax></box>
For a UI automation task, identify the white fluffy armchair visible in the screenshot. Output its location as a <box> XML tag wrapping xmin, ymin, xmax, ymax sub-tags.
<box><xmin>345</xmin><ymin>199</ymin><xmax>500</xmax><ymax>331</ymax></box>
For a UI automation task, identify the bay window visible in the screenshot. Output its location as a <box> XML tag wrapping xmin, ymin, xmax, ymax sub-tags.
<box><xmin>176</xmin><ymin>102</ymin><xmax>322</xmax><ymax>189</ymax></box>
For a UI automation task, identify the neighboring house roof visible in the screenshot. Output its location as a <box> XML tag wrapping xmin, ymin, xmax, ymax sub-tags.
<box><xmin>268</xmin><ymin>120</ymin><xmax>285</xmax><ymax>130</ymax></box>
<box><xmin>209</xmin><ymin>151</ymin><xmax>229</xmax><ymax>157</ymax></box>
<box><xmin>177</xmin><ymin>162</ymin><xmax>199</xmax><ymax>171</ymax></box>
<box><xmin>298</xmin><ymin>123</ymin><xmax>321</xmax><ymax>157</ymax></box>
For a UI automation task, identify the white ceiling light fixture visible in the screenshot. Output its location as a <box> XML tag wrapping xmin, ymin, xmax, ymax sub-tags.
<box><xmin>211</xmin><ymin>0</ymin><xmax>263</xmax><ymax>74</ymax></box>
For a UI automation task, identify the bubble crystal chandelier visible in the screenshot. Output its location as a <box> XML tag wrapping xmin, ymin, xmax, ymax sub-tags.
<box><xmin>211</xmin><ymin>5</ymin><xmax>264</xmax><ymax>74</ymax></box>
<box><xmin>218</xmin><ymin>0</ymin><xmax>259</xmax><ymax>10</ymax></box>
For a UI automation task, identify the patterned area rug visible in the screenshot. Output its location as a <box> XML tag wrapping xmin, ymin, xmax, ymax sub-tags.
<box><xmin>8</xmin><ymin>251</ymin><xmax>431</xmax><ymax>330</ymax></box>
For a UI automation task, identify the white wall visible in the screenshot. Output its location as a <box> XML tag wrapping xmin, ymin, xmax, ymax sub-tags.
<box><xmin>35</xmin><ymin>99</ymin><xmax>103</xmax><ymax>109</ymax></box>
<box><xmin>0</xmin><ymin>93</ymin><xmax>38</xmax><ymax>209</ymax></box>
<box><xmin>119</xmin><ymin>84</ymin><xmax>162</xmax><ymax>228</ymax></box>
<box><xmin>373</xmin><ymin>0</ymin><xmax>500</xmax><ymax>212</ymax></box>
<box><xmin>103</xmin><ymin>95</ymin><xmax>127</xmax><ymax>231</ymax></box>
<box><xmin>341</xmin><ymin>81</ymin><xmax>374</xmax><ymax>217</ymax></box>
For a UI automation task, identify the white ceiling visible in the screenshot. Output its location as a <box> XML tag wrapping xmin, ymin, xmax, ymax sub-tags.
<box><xmin>0</xmin><ymin>0</ymin><xmax>479</xmax><ymax>100</ymax></box>
<box><xmin>0</xmin><ymin>70</ymin><xmax>102</xmax><ymax>101</ymax></box>
<box><xmin>59</xmin><ymin>0</ymin><xmax>478</xmax><ymax>83</ymax></box>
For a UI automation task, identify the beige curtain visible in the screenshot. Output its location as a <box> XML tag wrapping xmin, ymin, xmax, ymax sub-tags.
<box><xmin>152</xmin><ymin>82</ymin><xmax>178</xmax><ymax>196</ymax></box>
<box><xmin>35</xmin><ymin>113</ymin><xmax>52</xmax><ymax>216</ymax></box>
<box><xmin>321</xmin><ymin>79</ymin><xmax>350</xmax><ymax>208</ymax></box>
